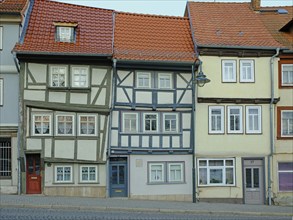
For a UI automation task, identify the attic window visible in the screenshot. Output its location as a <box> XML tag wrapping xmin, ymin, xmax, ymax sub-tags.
<box><xmin>54</xmin><ymin>22</ymin><xmax>77</xmax><ymax>43</ymax></box>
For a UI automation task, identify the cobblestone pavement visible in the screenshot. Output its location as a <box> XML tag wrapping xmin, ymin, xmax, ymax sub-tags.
<box><xmin>0</xmin><ymin>207</ymin><xmax>292</xmax><ymax>220</ymax></box>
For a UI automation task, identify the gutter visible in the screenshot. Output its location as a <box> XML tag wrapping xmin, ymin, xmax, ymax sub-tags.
<box><xmin>268</xmin><ymin>48</ymin><xmax>280</xmax><ymax>205</ymax></box>
<box><xmin>191</xmin><ymin>62</ymin><xmax>196</xmax><ymax>203</ymax></box>
<box><xmin>14</xmin><ymin>51</ymin><xmax>113</xmax><ymax>57</ymax></box>
<box><xmin>198</xmin><ymin>44</ymin><xmax>285</xmax><ymax>51</ymax></box>
<box><xmin>114</xmin><ymin>59</ymin><xmax>194</xmax><ymax>66</ymax></box>
<box><xmin>106</xmin><ymin>59</ymin><xmax>117</xmax><ymax>197</ymax></box>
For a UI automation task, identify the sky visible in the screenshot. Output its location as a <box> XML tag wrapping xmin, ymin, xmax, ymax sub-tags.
<box><xmin>57</xmin><ymin>0</ymin><xmax>293</xmax><ymax>16</ymax></box>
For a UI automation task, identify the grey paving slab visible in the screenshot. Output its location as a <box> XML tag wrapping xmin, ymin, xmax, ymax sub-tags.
<box><xmin>0</xmin><ymin>194</ymin><xmax>292</xmax><ymax>217</ymax></box>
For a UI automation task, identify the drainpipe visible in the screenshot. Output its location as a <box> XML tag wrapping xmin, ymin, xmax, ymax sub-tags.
<box><xmin>106</xmin><ymin>59</ymin><xmax>117</xmax><ymax>197</ymax></box>
<box><xmin>191</xmin><ymin>62</ymin><xmax>196</xmax><ymax>203</ymax></box>
<box><xmin>13</xmin><ymin>53</ymin><xmax>21</xmax><ymax>195</ymax></box>
<box><xmin>268</xmin><ymin>48</ymin><xmax>280</xmax><ymax>205</ymax></box>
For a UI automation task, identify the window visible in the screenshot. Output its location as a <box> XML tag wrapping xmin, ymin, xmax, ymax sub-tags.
<box><xmin>78</xmin><ymin>115</ymin><xmax>97</xmax><ymax>136</ymax></box>
<box><xmin>168</xmin><ymin>163</ymin><xmax>183</xmax><ymax>182</ymax></box>
<box><xmin>227</xmin><ymin>106</ymin><xmax>243</xmax><ymax>133</ymax></box>
<box><xmin>198</xmin><ymin>159</ymin><xmax>235</xmax><ymax>186</ymax></box>
<box><xmin>222</xmin><ymin>60</ymin><xmax>236</xmax><ymax>82</ymax></box>
<box><xmin>158</xmin><ymin>73</ymin><xmax>172</xmax><ymax>89</ymax></box>
<box><xmin>240</xmin><ymin>60</ymin><xmax>254</xmax><ymax>82</ymax></box>
<box><xmin>0</xmin><ymin>78</ymin><xmax>3</xmax><ymax>106</ymax></box>
<box><xmin>50</xmin><ymin>66</ymin><xmax>67</xmax><ymax>87</ymax></box>
<box><xmin>148</xmin><ymin>162</ymin><xmax>185</xmax><ymax>184</ymax></box>
<box><xmin>55</xmin><ymin>165</ymin><xmax>73</xmax><ymax>183</ymax></box>
<box><xmin>33</xmin><ymin>114</ymin><xmax>51</xmax><ymax>135</ymax></box>
<box><xmin>56</xmin><ymin>26</ymin><xmax>74</xmax><ymax>42</ymax></box>
<box><xmin>149</xmin><ymin>163</ymin><xmax>164</xmax><ymax>183</ymax></box>
<box><xmin>123</xmin><ymin>113</ymin><xmax>138</xmax><ymax>133</ymax></box>
<box><xmin>278</xmin><ymin>162</ymin><xmax>293</xmax><ymax>191</ymax></box>
<box><xmin>281</xmin><ymin>110</ymin><xmax>293</xmax><ymax>137</ymax></box>
<box><xmin>144</xmin><ymin>113</ymin><xmax>158</xmax><ymax>132</ymax></box>
<box><xmin>281</xmin><ymin>64</ymin><xmax>293</xmax><ymax>86</ymax></box>
<box><xmin>137</xmin><ymin>72</ymin><xmax>151</xmax><ymax>88</ymax></box>
<box><xmin>80</xmin><ymin>165</ymin><xmax>98</xmax><ymax>183</ymax></box>
<box><xmin>246</xmin><ymin>106</ymin><xmax>261</xmax><ymax>133</ymax></box>
<box><xmin>0</xmin><ymin>138</ymin><xmax>11</xmax><ymax>178</ymax></box>
<box><xmin>209</xmin><ymin>106</ymin><xmax>224</xmax><ymax>133</ymax></box>
<box><xmin>0</xmin><ymin>26</ymin><xmax>2</xmax><ymax>50</ymax></box>
<box><xmin>56</xmin><ymin>115</ymin><xmax>74</xmax><ymax>135</ymax></box>
<box><xmin>163</xmin><ymin>113</ymin><xmax>178</xmax><ymax>132</ymax></box>
<box><xmin>71</xmin><ymin>66</ymin><xmax>89</xmax><ymax>88</ymax></box>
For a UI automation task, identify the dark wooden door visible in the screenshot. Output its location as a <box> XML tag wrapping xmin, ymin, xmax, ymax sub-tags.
<box><xmin>110</xmin><ymin>162</ymin><xmax>127</xmax><ymax>197</ymax></box>
<box><xmin>26</xmin><ymin>154</ymin><xmax>41</xmax><ymax>194</ymax></box>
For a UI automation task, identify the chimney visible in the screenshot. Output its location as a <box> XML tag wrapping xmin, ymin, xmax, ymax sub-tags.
<box><xmin>251</xmin><ymin>0</ymin><xmax>261</xmax><ymax>11</ymax></box>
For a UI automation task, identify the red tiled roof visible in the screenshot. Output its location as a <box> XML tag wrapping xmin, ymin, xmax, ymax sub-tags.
<box><xmin>187</xmin><ymin>2</ymin><xmax>283</xmax><ymax>48</ymax></box>
<box><xmin>114</xmin><ymin>12</ymin><xmax>195</xmax><ymax>62</ymax></box>
<box><xmin>259</xmin><ymin>6</ymin><xmax>293</xmax><ymax>50</ymax></box>
<box><xmin>14</xmin><ymin>0</ymin><xmax>114</xmax><ymax>56</ymax></box>
<box><xmin>0</xmin><ymin>0</ymin><xmax>27</xmax><ymax>13</ymax></box>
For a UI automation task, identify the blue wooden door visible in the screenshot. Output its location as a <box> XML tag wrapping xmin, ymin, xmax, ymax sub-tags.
<box><xmin>110</xmin><ymin>163</ymin><xmax>127</xmax><ymax>197</ymax></box>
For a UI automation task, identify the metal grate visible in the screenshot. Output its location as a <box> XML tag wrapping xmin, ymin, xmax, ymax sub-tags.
<box><xmin>0</xmin><ymin>138</ymin><xmax>11</xmax><ymax>177</ymax></box>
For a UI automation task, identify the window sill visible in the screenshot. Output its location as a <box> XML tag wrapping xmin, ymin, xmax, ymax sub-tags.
<box><xmin>147</xmin><ymin>181</ymin><xmax>185</xmax><ymax>185</ymax></box>
<box><xmin>277</xmin><ymin>136</ymin><xmax>293</xmax><ymax>140</ymax></box>
<box><xmin>78</xmin><ymin>181</ymin><xmax>100</xmax><ymax>184</ymax></box>
<box><xmin>198</xmin><ymin>184</ymin><xmax>236</xmax><ymax>187</ymax></box>
<box><xmin>53</xmin><ymin>181</ymin><xmax>74</xmax><ymax>184</ymax></box>
<box><xmin>120</xmin><ymin>132</ymin><xmax>182</xmax><ymax>135</ymax></box>
<box><xmin>47</xmin><ymin>87</ymin><xmax>91</xmax><ymax>93</ymax></box>
<box><xmin>135</xmin><ymin>88</ymin><xmax>175</xmax><ymax>91</ymax></box>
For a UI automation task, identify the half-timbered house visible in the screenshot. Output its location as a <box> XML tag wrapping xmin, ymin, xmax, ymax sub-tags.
<box><xmin>110</xmin><ymin>12</ymin><xmax>196</xmax><ymax>201</ymax></box>
<box><xmin>13</xmin><ymin>0</ymin><xmax>113</xmax><ymax>197</ymax></box>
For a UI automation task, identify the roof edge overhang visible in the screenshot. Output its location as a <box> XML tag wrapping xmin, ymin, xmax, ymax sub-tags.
<box><xmin>114</xmin><ymin>58</ymin><xmax>195</xmax><ymax>71</ymax></box>
<box><xmin>197</xmin><ymin>44</ymin><xmax>285</xmax><ymax>50</ymax></box>
<box><xmin>14</xmin><ymin>51</ymin><xmax>112</xmax><ymax>57</ymax></box>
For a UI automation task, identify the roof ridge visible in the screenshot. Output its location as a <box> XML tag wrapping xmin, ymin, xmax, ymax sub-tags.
<box><xmin>44</xmin><ymin>0</ymin><xmax>114</xmax><ymax>12</ymax></box>
<box><xmin>115</xmin><ymin>11</ymin><xmax>188</xmax><ymax>20</ymax></box>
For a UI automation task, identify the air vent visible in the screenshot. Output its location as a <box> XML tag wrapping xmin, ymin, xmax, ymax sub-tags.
<box><xmin>278</xmin><ymin>9</ymin><xmax>288</xmax><ymax>14</ymax></box>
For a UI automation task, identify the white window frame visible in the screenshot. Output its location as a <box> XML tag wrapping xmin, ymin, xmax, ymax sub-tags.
<box><xmin>71</xmin><ymin>66</ymin><xmax>89</xmax><ymax>88</ymax></box>
<box><xmin>0</xmin><ymin>26</ymin><xmax>3</xmax><ymax>50</ymax></box>
<box><xmin>0</xmin><ymin>78</ymin><xmax>3</xmax><ymax>106</ymax></box>
<box><xmin>57</xmin><ymin>26</ymin><xmax>74</xmax><ymax>42</ymax></box>
<box><xmin>136</xmin><ymin>72</ymin><xmax>151</xmax><ymax>88</ymax></box>
<box><xmin>54</xmin><ymin>165</ymin><xmax>73</xmax><ymax>183</ymax></box>
<box><xmin>78</xmin><ymin>114</ymin><xmax>98</xmax><ymax>136</ymax></box>
<box><xmin>79</xmin><ymin>165</ymin><xmax>98</xmax><ymax>183</ymax></box>
<box><xmin>240</xmin><ymin>60</ymin><xmax>255</xmax><ymax>82</ymax></box>
<box><xmin>281</xmin><ymin>110</ymin><xmax>293</xmax><ymax>137</ymax></box>
<box><xmin>278</xmin><ymin>162</ymin><xmax>293</xmax><ymax>192</ymax></box>
<box><xmin>143</xmin><ymin>113</ymin><xmax>159</xmax><ymax>132</ymax></box>
<box><xmin>168</xmin><ymin>163</ymin><xmax>184</xmax><ymax>182</ymax></box>
<box><xmin>32</xmin><ymin>114</ymin><xmax>52</xmax><ymax>136</ymax></box>
<box><xmin>122</xmin><ymin>112</ymin><xmax>138</xmax><ymax>133</ymax></box>
<box><xmin>50</xmin><ymin>65</ymin><xmax>68</xmax><ymax>87</ymax></box>
<box><xmin>222</xmin><ymin>60</ymin><xmax>236</xmax><ymax>82</ymax></box>
<box><xmin>149</xmin><ymin>163</ymin><xmax>165</xmax><ymax>183</ymax></box>
<box><xmin>55</xmin><ymin>114</ymin><xmax>75</xmax><ymax>136</ymax></box>
<box><xmin>227</xmin><ymin>106</ymin><xmax>243</xmax><ymax>133</ymax></box>
<box><xmin>281</xmin><ymin>64</ymin><xmax>293</xmax><ymax>86</ymax></box>
<box><xmin>209</xmin><ymin>106</ymin><xmax>224</xmax><ymax>134</ymax></box>
<box><xmin>158</xmin><ymin>73</ymin><xmax>172</xmax><ymax>89</ymax></box>
<box><xmin>246</xmin><ymin>106</ymin><xmax>262</xmax><ymax>134</ymax></box>
<box><xmin>198</xmin><ymin>158</ymin><xmax>235</xmax><ymax>186</ymax></box>
<box><xmin>163</xmin><ymin>113</ymin><xmax>178</xmax><ymax>132</ymax></box>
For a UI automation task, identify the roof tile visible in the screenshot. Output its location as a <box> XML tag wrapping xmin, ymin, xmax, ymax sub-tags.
<box><xmin>0</xmin><ymin>0</ymin><xmax>27</xmax><ymax>13</ymax></box>
<box><xmin>187</xmin><ymin>2</ymin><xmax>283</xmax><ymax>48</ymax></box>
<box><xmin>114</xmin><ymin>12</ymin><xmax>195</xmax><ymax>62</ymax></box>
<box><xmin>14</xmin><ymin>0</ymin><xmax>114</xmax><ymax>56</ymax></box>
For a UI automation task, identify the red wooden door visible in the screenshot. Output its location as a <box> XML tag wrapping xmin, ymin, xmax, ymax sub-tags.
<box><xmin>26</xmin><ymin>154</ymin><xmax>41</xmax><ymax>194</ymax></box>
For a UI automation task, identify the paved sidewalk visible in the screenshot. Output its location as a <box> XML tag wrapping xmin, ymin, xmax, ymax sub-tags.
<box><xmin>0</xmin><ymin>194</ymin><xmax>292</xmax><ymax>217</ymax></box>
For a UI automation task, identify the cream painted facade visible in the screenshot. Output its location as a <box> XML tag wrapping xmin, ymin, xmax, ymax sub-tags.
<box><xmin>194</xmin><ymin>55</ymin><xmax>279</xmax><ymax>204</ymax></box>
<box><xmin>272</xmin><ymin>56</ymin><xmax>293</xmax><ymax>206</ymax></box>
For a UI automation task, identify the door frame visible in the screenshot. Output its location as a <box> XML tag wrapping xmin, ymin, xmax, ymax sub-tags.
<box><xmin>26</xmin><ymin>153</ymin><xmax>42</xmax><ymax>194</ymax></box>
<box><xmin>109</xmin><ymin>157</ymin><xmax>128</xmax><ymax>197</ymax></box>
<box><xmin>242</xmin><ymin>157</ymin><xmax>266</xmax><ymax>205</ymax></box>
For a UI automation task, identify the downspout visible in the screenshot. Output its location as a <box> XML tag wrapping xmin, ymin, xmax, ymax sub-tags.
<box><xmin>191</xmin><ymin>62</ymin><xmax>196</xmax><ymax>203</ymax></box>
<box><xmin>13</xmin><ymin>53</ymin><xmax>21</xmax><ymax>195</ymax></box>
<box><xmin>268</xmin><ymin>48</ymin><xmax>279</xmax><ymax>205</ymax></box>
<box><xmin>106</xmin><ymin>58</ymin><xmax>117</xmax><ymax>197</ymax></box>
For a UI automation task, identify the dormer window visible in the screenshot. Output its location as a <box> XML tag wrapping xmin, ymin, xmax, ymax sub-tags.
<box><xmin>54</xmin><ymin>22</ymin><xmax>77</xmax><ymax>43</ymax></box>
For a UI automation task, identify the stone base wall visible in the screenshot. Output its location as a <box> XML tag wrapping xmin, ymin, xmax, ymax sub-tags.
<box><xmin>0</xmin><ymin>185</ymin><xmax>18</xmax><ymax>194</ymax></box>
<box><xmin>198</xmin><ymin>198</ymin><xmax>243</xmax><ymax>204</ymax></box>
<box><xmin>43</xmin><ymin>186</ymin><xmax>106</xmax><ymax>198</ymax></box>
<box><xmin>130</xmin><ymin>194</ymin><xmax>192</xmax><ymax>202</ymax></box>
<box><xmin>273</xmin><ymin>195</ymin><xmax>293</xmax><ymax>206</ymax></box>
